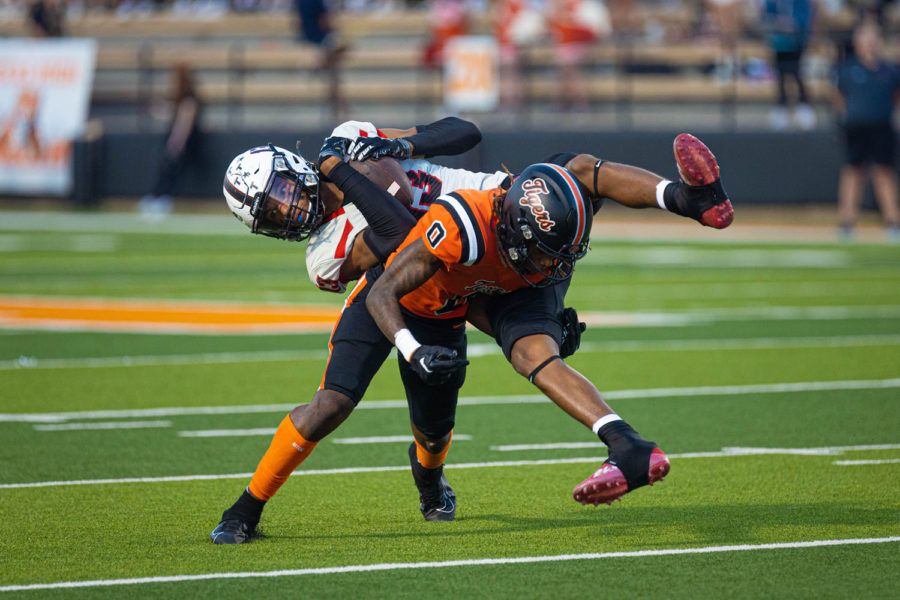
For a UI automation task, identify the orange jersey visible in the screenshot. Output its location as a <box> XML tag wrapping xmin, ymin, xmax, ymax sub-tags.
<box><xmin>387</xmin><ymin>187</ymin><xmax>542</xmax><ymax>319</ymax></box>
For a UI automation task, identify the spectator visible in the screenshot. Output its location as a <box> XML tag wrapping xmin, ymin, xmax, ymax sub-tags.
<box><xmin>762</xmin><ymin>0</ymin><xmax>818</xmax><ymax>130</ymax></box>
<box><xmin>847</xmin><ymin>0</ymin><xmax>895</xmax><ymax>26</ymax></box>
<box><xmin>28</xmin><ymin>0</ymin><xmax>66</xmax><ymax>37</ymax></box>
<box><xmin>547</xmin><ymin>0</ymin><xmax>610</xmax><ymax>112</ymax></box>
<box><xmin>833</xmin><ymin>21</ymin><xmax>900</xmax><ymax>241</ymax></box>
<box><xmin>493</xmin><ymin>0</ymin><xmax>544</xmax><ymax>117</ymax></box>
<box><xmin>295</xmin><ymin>0</ymin><xmax>350</xmax><ymax>119</ymax></box>
<box><xmin>422</xmin><ymin>0</ymin><xmax>471</xmax><ymax>69</ymax></box>
<box><xmin>139</xmin><ymin>62</ymin><xmax>202</xmax><ymax>219</ymax></box>
<box><xmin>706</xmin><ymin>0</ymin><xmax>742</xmax><ymax>82</ymax></box>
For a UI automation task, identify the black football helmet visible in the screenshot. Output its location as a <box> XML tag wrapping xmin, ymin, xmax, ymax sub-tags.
<box><xmin>495</xmin><ymin>163</ymin><xmax>592</xmax><ymax>287</ymax></box>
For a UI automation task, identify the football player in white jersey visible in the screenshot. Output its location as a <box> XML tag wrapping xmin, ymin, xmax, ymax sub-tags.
<box><xmin>306</xmin><ymin>119</ymin><xmax>510</xmax><ymax>294</ymax></box>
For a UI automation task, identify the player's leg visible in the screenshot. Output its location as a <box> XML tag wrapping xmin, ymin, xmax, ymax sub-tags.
<box><xmin>838</xmin><ymin>126</ymin><xmax>869</xmax><ymax>236</ymax></box>
<box><xmin>398</xmin><ymin>315</ymin><xmax>466</xmax><ymax>521</ymax></box>
<box><xmin>870</xmin><ymin>126</ymin><xmax>899</xmax><ymax>234</ymax></box>
<box><xmin>487</xmin><ymin>282</ymin><xmax>669</xmax><ymax>506</ymax></box>
<box><xmin>564</xmin><ymin>134</ymin><xmax>732</xmax><ymax>228</ymax></box>
<box><xmin>211</xmin><ymin>280</ymin><xmax>394</xmax><ymax>543</ymax></box>
<box><xmin>514</xmin><ymin>334</ymin><xmax>669</xmax><ymax>505</ymax></box>
<box><xmin>872</xmin><ymin>165</ymin><xmax>900</xmax><ymax>229</ymax></box>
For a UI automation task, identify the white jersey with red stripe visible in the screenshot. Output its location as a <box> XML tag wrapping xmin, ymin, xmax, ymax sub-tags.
<box><xmin>305</xmin><ymin>120</ymin><xmax>508</xmax><ymax>293</ymax></box>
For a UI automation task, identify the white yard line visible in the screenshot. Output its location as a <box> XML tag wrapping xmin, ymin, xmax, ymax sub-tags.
<box><xmin>833</xmin><ymin>459</ymin><xmax>900</xmax><ymax>466</ymax></box>
<box><xmin>492</xmin><ymin>442</ymin><xmax>605</xmax><ymax>451</ymax></box>
<box><xmin>331</xmin><ymin>434</ymin><xmax>472</xmax><ymax>444</ymax></box>
<box><xmin>4</xmin><ymin>332</ymin><xmax>900</xmax><ymax>371</ymax></box>
<box><xmin>178</xmin><ymin>427</ymin><xmax>278</xmax><ymax>438</ymax></box>
<box><xmin>2</xmin><ymin>378</ymin><xmax>898</xmax><ymax>424</ymax></box>
<box><xmin>33</xmin><ymin>421</ymin><xmax>171</xmax><ymax>432</ymax></box>
<box><xmin>0</xmin><ymin>212</ymin><xmax>243</xmax><ymax>236</ymax></box>
<box><xmin>2</xmin><ymin>444</ymin><xmax>897</xmax><ymax>490</ymax></box>
<box><xmin>0</xmin><ymin>349</ymin><xmax>328</xmax><ymax>370</ymax></box>
<box><xmin>1</xmin><ymin>537</ymin><xmax>897</xmax><ymax>592</ymax></box>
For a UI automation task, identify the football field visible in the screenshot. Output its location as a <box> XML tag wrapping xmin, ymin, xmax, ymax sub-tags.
<box><xmin>1</xmin><ymin>212</ymin><xmax>898</xmax><ymax>598</ymax></box>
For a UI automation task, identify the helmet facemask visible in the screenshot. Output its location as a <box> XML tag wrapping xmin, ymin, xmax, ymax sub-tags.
<box><xmin>498</xmin><ymin>216</ymin><xmax>588</xmax><ymax>288</ymax></box>
<box><xmin>224</xmin><ymin>144</ymin><xmax>323</xmax><ymax>242</ymax></box>
<box><xmin>251</xmin><ymin>145</ymin><xmax>322</xmax><ymax>241</ymax></box>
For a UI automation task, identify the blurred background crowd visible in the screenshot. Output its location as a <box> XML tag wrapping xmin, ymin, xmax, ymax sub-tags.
<box><xmin>3</xmin><ymin>0</ymin><xmax>896</xmax><ymax>130</ymax></box>
<box><xmin>0</xmin><ymin>0</ymin><xmax>897</xmax><ymax>234</ymax></box>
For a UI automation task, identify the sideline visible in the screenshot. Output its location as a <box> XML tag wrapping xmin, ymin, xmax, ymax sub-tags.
<box><xmin>1</xmin><ymin>537</ymin><xmax>897</xmax><ymax>592</ymax></box>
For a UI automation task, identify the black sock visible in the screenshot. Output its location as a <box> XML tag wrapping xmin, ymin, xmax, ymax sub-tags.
<box><xmin>663</xmin><ymin>179</ymin><xmax>728</xmax><ymax>223</ymax></box>
<box><xmin>221</xmin><ymin>489</ymin><xmax>266</xmax><ymax>527</ymax></box>
<box><xmin>597</xmin><ymin>420</ymin><xmax>657</xmax><ymax>490</ymax></box>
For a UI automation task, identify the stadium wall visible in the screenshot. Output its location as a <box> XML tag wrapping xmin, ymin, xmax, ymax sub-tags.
<box><xmin>78</xmin><ymin>130</ymin><xmax>899</xmax><ymax>205</ymax></box>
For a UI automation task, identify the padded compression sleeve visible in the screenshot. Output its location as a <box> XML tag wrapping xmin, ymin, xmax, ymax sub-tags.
<box><xmin>408</xmin><ymin>117</ymin><xmax>482</xmax><ymax>158</ymax></box>
<box><xmin>543</xmin><ymin>152</ymin><xmax>579</xmax><ymax>167</ymax></box>
<box><xmin>327</xmin><ymin>161</ymin><xmax>416</xmax><ymax>262</ymax></box>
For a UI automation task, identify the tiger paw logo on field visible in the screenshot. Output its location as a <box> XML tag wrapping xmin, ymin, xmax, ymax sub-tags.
<box><xmin>518</xmin><ymin>178</ymin><xmax>555</xmax><ymax>232</ymax></box>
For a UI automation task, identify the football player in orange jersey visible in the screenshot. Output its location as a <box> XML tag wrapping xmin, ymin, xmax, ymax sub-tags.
<box><xmin>366</xmin><ymin>138</ymin><xmax>730</xmax><ymax>517</ymax></box>
<box><xmin>210</xmin><ymin>128</ymin><xmax>732</xmax><ymax>542</ymax></box>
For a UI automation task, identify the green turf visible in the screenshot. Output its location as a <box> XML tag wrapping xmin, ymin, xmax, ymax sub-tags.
<box><xmin>1</xmin><ymin>225</ymin><xmax>898</xmax><ymax>597</ymax></box>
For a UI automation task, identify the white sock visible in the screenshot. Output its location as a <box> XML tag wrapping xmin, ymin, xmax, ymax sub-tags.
<box><xmin>592</xmin><ymin>414</ymin><xmax>622</xmax><ymax>435</ymax></box>
<box><xmin>655</xmin><ymin>180</ymin><xmax>672</xmax><ymax>210</ymax></box>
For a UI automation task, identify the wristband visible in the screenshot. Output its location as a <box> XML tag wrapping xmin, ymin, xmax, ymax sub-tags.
<box><xmin>394</xmin><ymin>328</ymin><xmax>421</xmax><ymax>362</ymax></box>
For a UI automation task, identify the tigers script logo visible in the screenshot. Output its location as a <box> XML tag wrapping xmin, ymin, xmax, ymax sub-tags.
<box><xmin>518</xmin><ymin>178</ymin><xmax>555</xmax><ymax>232</ymax></box>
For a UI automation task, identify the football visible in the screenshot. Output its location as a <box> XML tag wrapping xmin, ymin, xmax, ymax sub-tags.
<box><xmin>348</xmin><ymin>157</ymin><xmax>414</xmax><ymax>207</ymax></box>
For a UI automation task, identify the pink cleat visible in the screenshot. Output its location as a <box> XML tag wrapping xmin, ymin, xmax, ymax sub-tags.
<box><xmin>573</xmin><ymin>448</ymin><xmax>671</xmax><ymax>506</ymax></box>
<box><xmin>673</xmin><ymin>133</ymin><xmax>733</xmax><ymax>229</ymax></box>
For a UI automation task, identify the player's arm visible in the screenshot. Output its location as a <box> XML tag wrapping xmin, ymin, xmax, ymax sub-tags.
<box><xmin>318</xmin><ymin>144</ymin><xmax>416</xmax><ymax>280</ymax></box>
<box><xmin>366</xmin><ymin>240</ymin><xmax>468</xmax><ymax>384</ymax></box>
<box><xmin>564</xmin><ymin>153</ymin><xmax>664</xmax><ymax>210</ymax></box>
<box><xmin>367</xmin><ymin>239</ymin><xmax>440</xmax><ymax>340</ymax></box>
<box><xmin>550</xmin><ymin>137</ymin><xmax>732</xmax><ymax>228</ymax></box>
<box><xmin>348</xmin><ymin>117</ymin><xmax>482</xmax><ymax>161</ymax></box>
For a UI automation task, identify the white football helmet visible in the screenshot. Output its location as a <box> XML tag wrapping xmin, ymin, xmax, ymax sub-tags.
<box><xmin>223</xmin><ymin>144</ymin><xmax>323</xmax><ymax>241</ymax></box>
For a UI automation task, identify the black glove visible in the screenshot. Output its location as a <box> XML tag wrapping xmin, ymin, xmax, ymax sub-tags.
<box><xmin>559</xmin><ymin>307</ymin><xmax>586</xmax><ymax>359</ymax></box>
<box><xmin>347</xmin><ymin>137</ymin><xmax>412</xmax><ymax>162</ymax></box>
<box><xmin>409</xmin><ymin>345</ymin><xmax>468</xmax><ymax>386</ymax></box>
<box><xmin>317</xmin><ymin>136</ymin><xmax>350</xmax><ymax>168</ymax></box>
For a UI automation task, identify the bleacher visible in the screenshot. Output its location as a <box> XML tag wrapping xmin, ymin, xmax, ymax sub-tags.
<box><xmin>2</xmin><ymin>5</ymin><xmax>897</xmax><ymax>129</ymax></box>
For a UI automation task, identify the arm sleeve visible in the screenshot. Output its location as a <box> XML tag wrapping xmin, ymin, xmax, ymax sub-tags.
<box><xmin>406</xmin><ymin>117</ymin><xmax>482</xmax><ymax>158</ymax></box>
<box><xmin>326</xmin><ymin>161</ymin><xmax>416</xmax><ymax>262</ymax></box>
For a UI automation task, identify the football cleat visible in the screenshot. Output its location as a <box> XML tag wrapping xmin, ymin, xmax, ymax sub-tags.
<box><xmin>673</xmin><ymin>133</ymin><xmax>733</xmax><ymax>229</ymax></box>
<box><xmin>573</xmin><ymin>447</ymin><xmax>670</xmax><ymax>506</ymax></box>
<box><xmin>409</xmin><ymin>443</ymin><xmax>457</xmax><ymax>521</ymax></box>
<box><xmin>420</xmin><ymin>473</ymin><xmax>457</xmax><ymax>521</ymax></box>
<box><xmin>210</xmin><ymin>519</ymin><xmax>257</xmax><ymax>544</ymax></box>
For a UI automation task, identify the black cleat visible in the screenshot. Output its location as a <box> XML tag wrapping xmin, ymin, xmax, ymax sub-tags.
<box><xmin>408</xmin><ymin>442</ymin><xmax>457</xmax><ymax>521</ymax></box>
<box><xmin>210</xmin><ymin>519</ymin><xmax>256</xmax><ymax>544</ymax></box>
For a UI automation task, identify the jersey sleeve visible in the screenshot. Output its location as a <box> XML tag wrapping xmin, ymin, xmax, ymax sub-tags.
<box><xmin>305</xmin><ymin>206</ymin><xmax>368</xmax><ymax>293</ymax></box>
<box><xmin>419</xmin><ymin>192</ymin><xmax>486</xmax><ymax>267</ymax></box>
